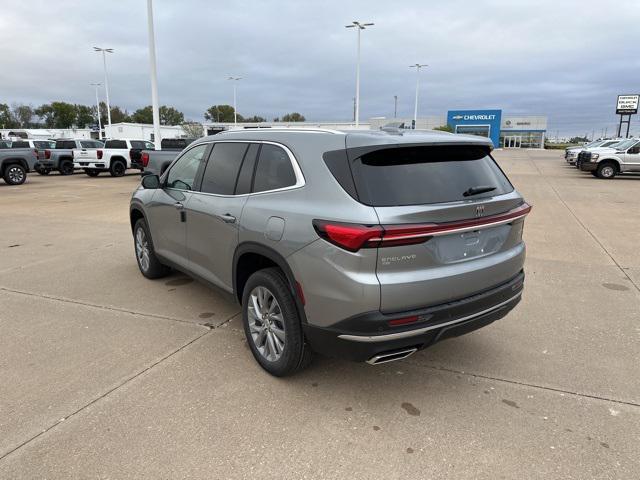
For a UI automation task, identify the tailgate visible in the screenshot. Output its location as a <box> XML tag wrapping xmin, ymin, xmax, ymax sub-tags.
<box><xmin>73</xmin><ymin>148</ymin><xmax>98</xmax><ymax>161</ymax></box>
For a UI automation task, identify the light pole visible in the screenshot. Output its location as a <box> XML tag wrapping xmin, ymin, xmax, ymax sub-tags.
<box><xmin>409</xmin><ymin>63</ymin><xmax>428</xmax><ymax>129</ymax></box>
<box><xmin>94</xmin><ymin>47</ymin><xmax>114</xmax><ymax>136</ymax></box>
<box><xmin>394</xmin><ymin>95</ymin><xmax>398</xmax><ymax>118</ymax></box>
<box><xmin>90</xmin><ymin>83</ymin><xmax>103</xmax><ymax>139</ymax></box>
<box><xmin>146</xmin><ymin>0</ymin><xmax>161</xmax><ymax>148</ymax></box>
<box><xmin>345</xmin><ymin>21</ymin><xmax>374</xmax><ymax>128</ymax></box>
<box><xmin>227</xmin><ymin>76</ymin><xmax>242</xmax><ymax>125</ymax></box>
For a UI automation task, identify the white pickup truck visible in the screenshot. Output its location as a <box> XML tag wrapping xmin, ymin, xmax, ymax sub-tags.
<box><xmin>578</xmin><ymin>138</ymin><xmax>640</xmax><ymax>178</ymax></box>
<box><xmin>73</xmin><ymin>139</ymin><xmax>154</xmax><ymax>177</ymax></box>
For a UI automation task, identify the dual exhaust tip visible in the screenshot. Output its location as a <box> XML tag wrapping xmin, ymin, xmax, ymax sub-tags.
<box><xmin>366</xmin><ymin>347</ymin><xmax>417</xmax><ymax>365</ymax></box>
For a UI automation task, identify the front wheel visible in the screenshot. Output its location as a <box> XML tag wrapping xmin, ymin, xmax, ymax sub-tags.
<box><xmin>133</xmin><ymin>218</ymin><xmax>170</xmax><ymax>279</ymax></box>
<box><xmin>242</xmin><ymin>268</ymin><xmax>312</xmax><ymax>376</ymax></box>
<box><xmin>110</xmin><ymin>160</ymin><xmax>126</xmax><ymax>177</ymax></box>
<box><xmin>59</xmin><ymin>159</ymin><xmax>74</xmax><ymax>176</ymax></box>
<box><xmin>84</xmin><ymin>169</ymin><xmax>100</xmax><ymax>177</ymax></box>
<box><xmin>3</xmin><ymin>164</ymin><xmax>27</xmax><ymax>185</ymax></box>
<box><xmin>596</xmin><ymin>162</ymin><xmax>617</xmax><ymax>179</ymax></box>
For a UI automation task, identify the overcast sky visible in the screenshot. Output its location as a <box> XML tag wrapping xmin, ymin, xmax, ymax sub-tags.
<box><xmin>1</xmin><ymin>0</ymin><xmax>639</xmax><ymax>136</ymax></box>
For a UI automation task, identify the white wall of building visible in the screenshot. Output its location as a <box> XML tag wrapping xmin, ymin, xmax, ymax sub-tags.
<box><xmin>0</xmin><ymin>128</ymin><xmax>92</xmax><ymax>140</ymax></box>
<box><xmin>104</xmin><ymin>123</ymin><xmax>186</xmax><ymax>141</ymax></box>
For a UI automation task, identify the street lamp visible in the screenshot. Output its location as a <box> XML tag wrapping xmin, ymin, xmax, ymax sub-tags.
<box><xmin>409</xmin><ymin>63</ymin><xmax>428</xmax><ymax>129</ymax></box>
<box><xmin>146</xmin><ymin>0</ymin><xmax>161</xmax><ymax>148</ymax></box>
<box><xmin>227</xmin><ymin>76</ymin><xmax>242</xmax><ymax>125</ymax></box>
<box><xmin>90</xmin><ymin>83</ymin><xmax>103</xmax><ymax>139</ymax></box>
<box><xmin>345</xmin><ymin>21</ymin><xmax>374</xmax><ymax>128</ymax></box>
<box><xmin>94</xmin><ymin>47</ymin><xmax>114</xmax><ymax>135</ymax></box>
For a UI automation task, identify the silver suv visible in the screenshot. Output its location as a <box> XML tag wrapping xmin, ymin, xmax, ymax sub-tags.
<box><xmin>130</xmin><ymin>129</ymin><xmax>530</xmax><ymax>376</ymax></box>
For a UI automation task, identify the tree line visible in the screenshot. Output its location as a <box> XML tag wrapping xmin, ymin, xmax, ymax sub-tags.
<box><xmin>1</xmin><ymin>101</ymin><xmax>307</xmax><ymax>130</ymax></box>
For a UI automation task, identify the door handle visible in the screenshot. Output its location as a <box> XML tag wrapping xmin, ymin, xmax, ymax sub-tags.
<box><xmin>174</xmin><ymin>202</ymin><xmax>184</xmax><ymax>210</ymax></box>
<box><xmin>220</xmin><ymin>214</ymin><xmax>236</xmax><ymax>223</ymax></box>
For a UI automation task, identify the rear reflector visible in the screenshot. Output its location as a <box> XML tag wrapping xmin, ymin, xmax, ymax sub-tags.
<box><xmin>388</xmin><ymin>315</ymin><xmax>419</xmax><ymax>327</ymax></box>
<box><xmin>313</xmin><ymin>203</ymin><xmax>532</xmax><ymax>252</ymax></box>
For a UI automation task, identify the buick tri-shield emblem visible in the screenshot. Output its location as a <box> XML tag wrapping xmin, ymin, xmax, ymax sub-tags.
<box><xmin>475</xmin><ymin>205</ymin><xmax>485</xmax><ymax>217</ymax></box>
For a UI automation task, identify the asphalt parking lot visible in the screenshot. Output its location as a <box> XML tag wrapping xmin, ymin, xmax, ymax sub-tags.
<box><xmin>1</xmin><ymin>149</ymin><xmax>639</xmax><ymax>479</ymax></box>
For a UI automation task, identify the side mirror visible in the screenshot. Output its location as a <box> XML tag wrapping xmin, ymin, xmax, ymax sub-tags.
<box><xmin>141</xmin><ymin>174</ymin><xmax>160</xmax><ymax>189</ymax></box>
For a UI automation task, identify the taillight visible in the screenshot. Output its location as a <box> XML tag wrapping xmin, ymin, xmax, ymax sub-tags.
<box><xmin>141</xmin><ymin>152</ymin><xmax>150</xmax><ymax>167</ymax></box>
<box><xmin>97</xmin><ymin>149</ymin><xmax>103</xmax><ymax>159</ymax></box>
<box><xmin>312</xmin><ymin>220</ymin><xmax>383</xmax><ymax>252</ymax></box>
<box><xmin>45</xmin><ymin>149</ymin><xmax>51</xmax><ymax>159</ymax></box>
<box><xmin>313</xmin><ymin>203</ymin><xmax>532</xmax><ymax>252</ymax></box>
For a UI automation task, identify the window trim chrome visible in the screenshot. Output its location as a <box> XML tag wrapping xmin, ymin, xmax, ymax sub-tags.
<box><xmin>164</xmin><ymin>139</ymin><xmax>305</xmax><ymax>198</ymax></box>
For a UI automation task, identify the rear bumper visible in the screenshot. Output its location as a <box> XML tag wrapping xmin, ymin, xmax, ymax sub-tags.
<box><xmin>303</xmin><ymin>270</ymin><xmax>524</xmax><ymax>362</ymax></box>
<box><xmin>579</xmin><ymin>162</ymin><xmax>598</xmax><ymax>172</ymax></box>
<box><xmin>74</xmin><ymin>161</ymin><xmax>106</xmax><ymax>169</ymax></box>
<box><xmin>35</xmin><ymin>161</ymin><xmax>54</xmax><ymax>169</ymax></box>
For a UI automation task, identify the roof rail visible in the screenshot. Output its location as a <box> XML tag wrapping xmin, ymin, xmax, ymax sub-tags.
<box><xmin>220</xmin><ymin>127</ymin><xmax>344</xmax><ymax>135</ymax></box>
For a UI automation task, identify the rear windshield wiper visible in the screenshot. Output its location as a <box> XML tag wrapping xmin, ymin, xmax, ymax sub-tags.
<box><xmin>463</xmin><ymin>185</ymin><xmax>497</xmax><ymax>197</ymax></box>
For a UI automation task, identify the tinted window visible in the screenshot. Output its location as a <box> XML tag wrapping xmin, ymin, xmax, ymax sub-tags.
<box><xmin>130</xmin><ymin>140</ymin><xmax>146</xmax><ymax>149</ymax></box>
<box><xmin>80</xmin><ymin>140</ymin><xmax>102</xmax><ymax>148</ymax></box>
<box><xmin>235</xmin><ymin>143</ymin><xmax>260</xmax><ymax>194</ymax></box>
<box><xmin>253</xmin><ymin>144</ymin><xmax>296</xmax><ymax>193</ymax></box>
<box><xmin>145</xmin><ymin>142</ymin><xmax>155</xmax><ymax>150</ymax></box>
<box><xmin>105</xmin><ymin>140</ymin><xmax>127</xmax><ymax>149</ymax></box>
<box><xmin>350</xmin><ymin>146</ymin><xmax>513</xmax><ymax>206</ymax></box>
<box><xmin>11</xmin><ymin>141</ymin><xmax>29</xmax><ymax>148</ymax></box>
<box><xmin>166</xmin><ymin>144</ymin><xmax>207</xmax><ymax>190</ymax></box>
<box><xmin>55</xmin><ymin>140</ymin><xmax>76</xmax><ymax>149</ymax></box>
<box><xmin>200</xmin><ymin>143</ymin><xmax>248</xmax><ymax>195</ymax></box>
<box><xmin>33</xmin><ymin>141</ymin><xmax>51</xmax><ymax>149</ymax></box>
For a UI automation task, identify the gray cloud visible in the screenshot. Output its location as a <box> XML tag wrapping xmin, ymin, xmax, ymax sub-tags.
<box><xmin>1</xmin><ymin>0</ymin><xmax>639</xmax><ymax>136</ymax></box>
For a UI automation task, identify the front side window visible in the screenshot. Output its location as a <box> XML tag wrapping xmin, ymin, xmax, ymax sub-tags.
<box><xmin>200</xmin><ymin>142</ymin><xmax>248</xmax><ymax>195</ymax></box>
<box><xmin>165</xmin><ymin>144</ymin><xmax>207</xmax><ymax>190</ymax></box>
<box><xmin>253</xmin><ymin>144</ymin><xmax>297</xmax><ymax>193</ymax></box>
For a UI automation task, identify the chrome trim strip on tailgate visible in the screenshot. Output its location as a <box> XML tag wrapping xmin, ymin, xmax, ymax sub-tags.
<box><xmin>338</xmin><ymin>292</ymin><xmax>522</xmax><ymax>343</ymax></box>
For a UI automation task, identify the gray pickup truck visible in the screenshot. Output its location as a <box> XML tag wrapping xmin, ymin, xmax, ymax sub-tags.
<box><xmin>37</xmin><ymin>138</ymin><xmax>103</xmax><ymax>175</ymax></box>
<box><xmin>141</xmin><ymin>138</ymin><xmax>197</xmax><ymax>176</ymax></box>
<box><xmin>1</xmin><ymin>148</ymin><xmax>38</xmax><ymax>185</ymax></box>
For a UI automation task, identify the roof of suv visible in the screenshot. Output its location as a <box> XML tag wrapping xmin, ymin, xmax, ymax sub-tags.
<box><xmin>200</xmin><ymin>128</ymin><xmax>493</xmax><ymax>149</ymax></box>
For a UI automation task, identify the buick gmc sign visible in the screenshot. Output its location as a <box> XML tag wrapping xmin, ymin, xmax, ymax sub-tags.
<box><xmin>447</xmin><ymin>109</ymin><xmax>502</xmax><ymax>147</ymax></box>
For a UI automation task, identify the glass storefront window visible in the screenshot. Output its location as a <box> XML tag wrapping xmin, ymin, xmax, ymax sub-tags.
<box><xmin>499</xmin><ymin>132</ymin><xmax>544</xmax><ymax>148</ymax></box>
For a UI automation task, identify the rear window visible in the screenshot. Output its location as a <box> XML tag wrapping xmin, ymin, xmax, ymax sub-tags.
<box><xmin>33</xmin><ymin>141</ymin><xmax>52</xmax><ymax>149</ymax></box>
<box><xmin>80</xmin><ymin>140</ymin><xmax>103</xmax><ymax>148</ymax></box>
<box><xmin>11</xmin><ymin>141</ymin><xmax>29</xmax><ymax>148</ymax></box>
<box><xmin>105</xmin><ymin>140</ymin><xmax>127</xmax><ymax>149</ymax></box>
<box><xmin>55</xmin><ymin>140</ymin><xmax>77</xmax><ymax>149</ymax></box>
<box><xmin>130</xmin><ymin>140</ymin><xmax>146</xmax><ymax>149</ymax></box>
<box><xmin>348</xmin><ymin>146</ymin><xmax>513</xmax><ymax>206</ymax></box>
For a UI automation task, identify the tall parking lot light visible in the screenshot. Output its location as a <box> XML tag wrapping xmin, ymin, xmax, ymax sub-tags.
<box><xmin>409</xmin><ymin>64</ymin><xmax>428</xmax><ymax>129</ymax></box>
<box><xmin>146</xmin><ymin>0</ymin><xmax>161</xmax><ymax>148</ymax></box>
<box><xmin>90</xmin><ymin>83</ymin><xmax>103</xmax><ymax>139</ymax></box>
<box><xmin>227</xmin><ymin>76</ymin><xmax>242</xmax><ymax>125</ymax></box>
<box><xmin>94</xmin><ymin>47</ymin><xmax>114</xmax><ymax>135</ymax></box>
<box><xmin>345</xmin><ymin>21</ymin><xmax>374</xmax><ymax>128</ymax></box>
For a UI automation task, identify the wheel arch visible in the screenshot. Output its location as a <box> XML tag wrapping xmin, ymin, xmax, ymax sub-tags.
<box><xmin>110</xmin><ymin>155</ymin><xmax>127</xmax><ymax>166</ymax></box>
<box><xmin>597</xmin><ymin>157</ymin><xmax>621</xmax><ymax>170</ymax></box>
<box><xmin>233</xmin><ymin>242</ymin><xmax>307</xmax><ymax>323</ymax></box>
<box><xmin>130</xmin><ymin>206</ymin><xmax>146</xmax><ymax>232</ymax></box>
<box><xmin>1</xmin><ymin>158</ymin><xmax>28</xmax><ymax>174</ymax></box>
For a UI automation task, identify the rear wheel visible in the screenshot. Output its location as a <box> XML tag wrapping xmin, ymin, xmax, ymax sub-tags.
<box><xmin>3</xmin><ymin>164</ymin><xmax>26</xmax><ymax>185</ymax></box>
<box><xmin>596</xmin><ymin>162</ymin><xmax>617</xmax><ymax>179</ymax></box>
<box><xmin>110</xmin><ymin>160</ymin><xmax>126</xmax><ymax>177</ymax></box>
<box><xmin>59</xmin><ymin>159</ymin><xmax>74</xmax><ymax>176</ymax></box>
<box><xmin>133</xmin><ymin>218</ymin><xmax>170</xmax><ymax>279</ymax></box>
<box><xmin>242</xmin><ymin>268</ymin><xmax>312</xmax><ymax>376</ymax></box>
<box><xmin>84</xmin><ymin>169</ymin><xmax>100</xmax><ymax>177</ymax></box>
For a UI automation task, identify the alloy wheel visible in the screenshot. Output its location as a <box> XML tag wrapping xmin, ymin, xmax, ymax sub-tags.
<box><xmin>247</xmin><ymin>286</ymin><xmax>286</xmax><ymax>362</ymax></box>
<box><xmin>8</xmin><ymin>166</ymin><xmax>25</xmax><ymax>184</ymax></box>
<box><xmin>135</xmin><ymin>227</ymin><xmax>150</xmax><ymax>272</ymax></box>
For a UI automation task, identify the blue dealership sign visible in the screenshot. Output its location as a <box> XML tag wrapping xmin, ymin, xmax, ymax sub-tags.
<box><xmin>447</xmin><ymin>109</ymin><xmax>502</xmax><ymax>147</ymax></box>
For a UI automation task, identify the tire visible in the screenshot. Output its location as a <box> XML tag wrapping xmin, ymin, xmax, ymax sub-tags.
<box><xmin>133</xmin><ymin>218</ymin><xmax>170</xmax><ymax>279</ymax></box>
<box><xmin>35</xmin><ymin>166</ymin><xmax>51</xmax><ymax>175</ymax></box>
<box><xmin>590</xmin><ymin>171</ymin><xmax>598</xmax><ymax>177</ymax></box>
<box><xmin>596</xmin><ymin>162</ymin><xmax>617</xmax><ymax>179</ymax></box>
<box><xmin>59</xmin><ymin>159</ymin><xmax>74</xmax><ymax>176</ymax></box>
<box><xmin>3</xmin><ymin>164</ymin><xmax>27</xmax><ymax>185</ymax></box>
<box><xmin>242</xmin><ymin>267</ymin><xmax>312</xmax><ymax>377</ymax></box>
<box><xmin>110</xmin><ymin>159</ymin><xmax>126</xmax><ymax>177</ymax></box>
<box><xmin>85</xmin><ymin>169</ymin><xmax>100</xmax><ymax>177</ymax></box>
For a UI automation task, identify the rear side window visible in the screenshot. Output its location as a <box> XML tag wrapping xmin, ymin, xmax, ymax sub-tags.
<box><xmin>235</xmin><ymin>143</ymin><xmax>260</xmax><ymax>195</ymax></box>
<box><xmin>55</xmin><ymin>140</ymin><xmax>76</xmax><ymax>149</ymax></box>
<box><xmin>105</xmin><ymin>140</ymin><xmax>127</xmax><ymax>149</ymax></box>
<box><xmin>349</xmin><ymin>146</ymin><xmax>513</xmax><ymax>206</ymax></box>
<box><xmin>253</xmin><ymin>144</ymin><xmax>296</xmax><ymax>193</ymax></box>
<box><xmin>200</xmin><ymin>142</ymin><xmax>248</xmax><ymax>195</ymax></box>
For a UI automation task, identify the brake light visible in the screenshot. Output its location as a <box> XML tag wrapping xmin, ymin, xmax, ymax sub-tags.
<box><xmin>97</xmin><ymin>149</ymin><xmax>103</xmax><ymax>159</ymax></box>
<box><xmin>313</xmin><ymin>203</ymin><xmax>532</xmax><ymax>252</ymax></box>
<box><xmin>45</xmin><ymin>149</ymin><xmax>51</xmax><ymax>159</ymax></box>
<box><xmin>141</xmin><ymin>152</ymin><xmax>150</xmax><ymax>167</ymax></box>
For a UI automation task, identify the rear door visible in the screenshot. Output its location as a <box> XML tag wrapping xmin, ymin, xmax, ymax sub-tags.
<box><xmin>185</xmin><ymin>142</ymin><xmax>256</xmax><ymax>290</ymax></box>
<box><xmin>146</xmin><ymin>143</ymin><xmax>209</xmax><ymax>269</ymax></box>
<box><xmin>347</xmin><ymin>143</ymin><xmax>527</xmax><ymax>312</ymax></box>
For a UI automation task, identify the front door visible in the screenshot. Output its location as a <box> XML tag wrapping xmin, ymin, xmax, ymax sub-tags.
<box><xmin>146</xmin><ymin>143</ymin><xmax>209</xmax><ymax>269</ymax></box>
<box><xmin>186</xmin><ymin>142</ymin><xmax>257</xmax><ymax>290</ymax></box>
<box><xmin>623</xmin><ymin>141</ymin><xmax>640</xmax><ymax>171</ymax></box>
<box><xmin>504</xmin><ymin>136</ymin><xmax>522</xmax><ymax>148</ymax></box>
